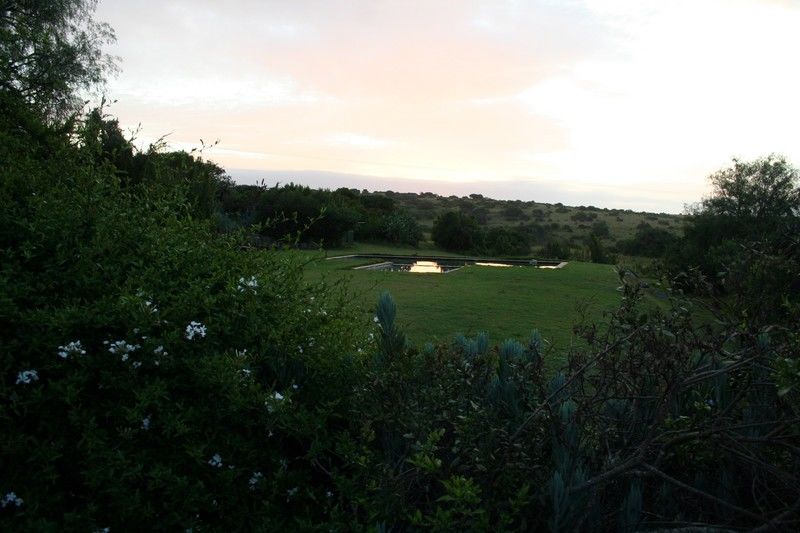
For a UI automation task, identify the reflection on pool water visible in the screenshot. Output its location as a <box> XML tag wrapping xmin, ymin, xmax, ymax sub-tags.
<box><xmin>408</xmin><ymin>261</ymin><xmax>443</xmax><ymax>273</ymax></box>
<box><xmin>475</xmin><ymin>262</ymin><xmax>512</xmax><ymax>268</ymax></box>
<box><xmin>348</xmin><ymin>256</ymin><xmax>567</xmax><ymax>274</ymax></box>
<box><xmin>370</xmin><ymin>260</ymin><xmax>522</xmax><ymax>273</ymax></box>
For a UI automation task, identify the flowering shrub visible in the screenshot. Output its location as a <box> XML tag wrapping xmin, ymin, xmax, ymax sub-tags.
<box><xmin>0</xmin><ymin>106</ymin><xmax>368</xmax><ymax>530</ymax></box>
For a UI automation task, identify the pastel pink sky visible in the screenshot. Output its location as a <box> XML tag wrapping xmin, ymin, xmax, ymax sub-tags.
<box><xmin>96</xmin><ymin>0</ymin><xmax>800</xmax><ymax>213</ymax></box>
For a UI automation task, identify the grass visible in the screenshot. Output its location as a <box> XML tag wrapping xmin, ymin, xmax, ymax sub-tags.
<box><xmin>304</xmin><ymin>248</ymin><xmax>626</xmax><ymax>364</ymax></box>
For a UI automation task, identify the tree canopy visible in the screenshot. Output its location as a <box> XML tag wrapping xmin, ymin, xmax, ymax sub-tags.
<box><xmin>1</xmin><ymin>0</ymin><xmax>117</xmax><ymax>120</ymax></box>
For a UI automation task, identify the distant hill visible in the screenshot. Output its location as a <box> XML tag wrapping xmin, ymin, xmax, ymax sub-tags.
<box><xmin>368</xmin><ymin>189</ymin><xmax>683</xmax><ymax>257</ymax></box>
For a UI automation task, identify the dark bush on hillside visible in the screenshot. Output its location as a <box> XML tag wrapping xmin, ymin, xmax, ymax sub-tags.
<box><xmin>360</xmin><ymin>193</ymin><xmax>395</xmax><ymax>212</ymax></box>
<box><xmin>541</xmin><ymin>240</ymin><xmax>571</xmax><ymax>259</ymax></box>
<box><xmin>501</xmin><ymin>204</ymin><xmax>526</xmax><ymax>220</ymax></box>
<box><xmin>255</xmin><ymin>184</ymin><xmax>361</xmax><ymax>245</ymax></box>
<box><xmin>590</xmin><ymin>219</ymin><xmax>611</xmax><ymax>238</ymax></box>
<box><xmin>617</xmin><ymin>225</ymin><xmax>678</xmax><ymax>258</ymax></box>
<box><xmin>381</xmin><ymin>211</ymin><xmax>423</xmax><ymax>246</ymax></box>
<box><xmin>431</xmin><ymin>211</ymin><xmax>483</xmax><ymax>252</ymax></box>
<box><xmin>483</xmin><ymin>226</ymin><xmax>530</xmax><ymax>256</ymax></box>
<box><xmin>526</xmin><ymin>222</ymin><xmax>548</xmax><ymax>245</ymax></box>
<box><xmin>570</xmin><ymin>211</ymin><xmax>597</xmax><ymax>222</ymax></box>
<box><xmin>586</xmin><ymin>233</ymin><xmax>615</xmax><ymax>264</ymax></box>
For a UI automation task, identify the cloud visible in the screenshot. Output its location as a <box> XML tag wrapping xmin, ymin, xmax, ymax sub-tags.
<box><xmin>326</xmin><ymin>133</ymin><xmax>394</xmax><ymax>149</ymax></box>
<box><xmin>94</xmin><ymin>0</ymin><xmax>800</xmax><ymax>211</ymax></box>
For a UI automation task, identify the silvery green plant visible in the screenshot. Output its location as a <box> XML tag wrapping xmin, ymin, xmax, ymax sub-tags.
<box><xmin>375</xmin><ymin>291</ymin><xmax>406</xmax><ymax>365</ymax></box>
<box><xmin>618</xmin><ymin>481</ymin><xmax>642</xmax><ymax>533</ymax></box>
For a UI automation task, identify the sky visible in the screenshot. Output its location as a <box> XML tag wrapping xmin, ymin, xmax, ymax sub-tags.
<box><xmin>95</xmin><ymin>0</ymin><xmax>800</xmax><ymax>213</ymax></box>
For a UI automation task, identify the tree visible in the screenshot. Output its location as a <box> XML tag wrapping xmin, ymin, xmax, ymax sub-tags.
<box><xmin>431</xmin><ymin>211</ymin><xmax>482</xmax><ymax>252</ymax></box>
<box><xmin>617</xmin><ymin>225</ymin><xmax>677</xmax><ymax>258</ymax></box>
<box><xmin>590</xmin><ymin>220</ymin><xmax>610</xmax><ymax>238</ymax></box>
<box><xmin>666</xmin><ymin>156</ymin><xmax>800</xmax><ymax>316</ymax></box>
<box><xmin>670</xmin><ymin>156</ymin><xmax>799</xmax><ymax>276</ymax></box>
<box><xmin>483</xmin><ymin>226</ymin><xmax>530</xmax><ymax>256</ymax></box>
<box><xmin>586</xmin><ymin>233</ymin><xmax>613</xmax><ymax>264</ymax></box>
<box><xmin>381</xmin><ymin>211</ymin><xmax>422</xmax><ymax>246</ymax></box>
<box><xmin>703</xmin><ymin>155</ymin><xmax>798</xmax><ymax>229</ymax></box>
<box><xmin>0</xmin><ymin>0</ymin><xmax>117</xmax><ymax>120</ymax></box>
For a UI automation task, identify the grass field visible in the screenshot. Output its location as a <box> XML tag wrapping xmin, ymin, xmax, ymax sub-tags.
<box><xmin>304</xmin><ymin>246</ymin><xmax>626</xmax><ymax>361</ymax></box>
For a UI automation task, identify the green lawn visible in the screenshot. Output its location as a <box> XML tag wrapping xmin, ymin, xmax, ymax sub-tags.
<box><xmin>305</xmin><ymin>251</ymin><xmax>625</xmax><ymax>359</ymax></box>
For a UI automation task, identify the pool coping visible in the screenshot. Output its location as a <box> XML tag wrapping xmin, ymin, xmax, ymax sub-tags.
<box><xmin>329</xmin><ymin>254</ymin><xmax>567</xmax><ymax>270</ymax></box>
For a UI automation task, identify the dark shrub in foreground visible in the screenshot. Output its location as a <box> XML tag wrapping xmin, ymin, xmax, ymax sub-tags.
<box><xmin>1</xmin><ymin>104</ymin><xmax>367</xmax><ymax>530</ymax></box>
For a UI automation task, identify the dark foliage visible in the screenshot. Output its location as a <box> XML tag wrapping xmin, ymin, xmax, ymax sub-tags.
<box><xmin>0</xmin><ymin>0</ymin><xmax>117</xmax><ymax>121</ymax></box>
<box><xmin>483</xmin><ymin>226</ymin><xmax>530</xmax><ymax>256</ymax></box>
<box><xmin>431</xmin><ymin>210</ymin><xmax>483</xmax><ymax>252</ymax></box>
<box><xmin>617</xmin><ymin>224</ymin><xmax>678</xmax><ymax>258</ymax></box>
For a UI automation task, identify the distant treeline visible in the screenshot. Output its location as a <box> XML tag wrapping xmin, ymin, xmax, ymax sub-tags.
<box><xmin>217</xmin><ymin>183</ymin><xmax>422</xmax><ymax>246</ymax></box>
<box><xmin>215</xmin><ymin>183</ymin><xmax>685</xmax><ymax>260</ymax></box>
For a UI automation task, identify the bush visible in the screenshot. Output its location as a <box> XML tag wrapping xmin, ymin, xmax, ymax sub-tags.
<box><xmin>666</xmin><ymin>156</ymin><xmax>800</xmax><ymax>302</ymax></box>
<box><xmin>381</xmin><ymin>211</ymin><xmax>423</xmax><ymax>246</ymax></box>
<box><xmin>255</xmin><ymin>184</ymin><xmax>361</xmax><ymax>245</ymax></box>
<box><xmin>541</xmin><ymin>240</ymin><xmax>570</xmax><ymax>259</ymax></box>
<box><xmin>431</xmin><ymin>211</ymin><xmax>483</xmax><ymax>252</ymax></box>
<box><xmin>345</xmin><ymin>283</ymin><xmax>800</xmax><ymax>530</ymax></box>
<box><xmin>483</xmin><ymin>226</ymin><xmax>530</xmax><ymax>256</ymax></box>
<box><xmin>617</xmin><ymin>225</ymin><xmax>678</xmax><ymax>258</ymax></box>
<box><xmin>590</xmin><ymin>220</ymin><xmax>610</xmax><ymax>238</ymax></box>
<box><xmin>1</xmin><ymin>105</ymin><xmax>367</xmax><ymax>530</ymax></box>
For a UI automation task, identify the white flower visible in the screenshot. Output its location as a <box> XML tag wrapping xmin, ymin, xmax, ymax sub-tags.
<box><xmin>373</xmin><ymin>316</ymin><xmax>379</xmax><ymax>323</ymax></box>
<box><xmin>1</xmin><ymin>492</ymin><xmax>23</xmax><ymax>508</ymax></box>
<box><xmin>320</xmin><ymin>309</ymin><xmax>327</xmax><ymax>316</ymax></box>
<box><xmin>132</xmin><ymin>361</ymin><xmax>142</xmax><ymax>369</ymax></box>
<box><xmin>153</xmin><ymin>345</ymin><xmax>167</xmax><ymax>355</ymax></box>
<box><xmin>144</xmin><ymin>300</ymin><xmax>158</xmax><ymax>313</ymax></box>
<box><xmin>326</xmin><ymin>490</ymin><xmax>333</xmax><ymax>498</ymax></box>
<box><xmin>292</xmin><ymin>384</ymin><xmax>299</xmax><ymax>390</ymax></box>
<box><xmin>237</xmin><ymin>276</ymin><xmax>259</xmax><ymax>292</ymax></box>
<box><xmin>108</xmin><ymin>340</ymin><xmax>141</xmax><ymax>362</ymax></box>
<box><xmin>142</xmin><ymin>416</ymin><xmax>151</xmax><ymax>430</ymax></box>
<box><xmin>297</xmin><ymin>345</ymin><xmax>303</xmax><ymax>354</ymax></box>
<box><xmin>94</xmin><ymin>528</ymin><xmax>110</xmax><ymax>533</ymax></box>
<box><xmin>208</xmin><ymin>453</ymin><xmax>223</xmax><ymax>468</ymax></box>
<box><xmin>248</xmin><ymin>471</ymin><xmax>263</xmax><ymax>490</ymax></box>
<box><xmin>16</xmin><ymin>369</ymin><xmax>39</xmax><ymax>385</ymax></box>
<box><xmin>58</xmin><ymin>340</ymin><xmax>86</xmax><ymax>359</ymax></box>
<box><xmin>286</xmin><ymin>486</ymin><xmax>298</xmax><ymax>500</ymax></box>
<box><xmin>185</xmin><ymin>321</ymin><xmax>207</xmax><ymax>340</ymax></box>
<box><xmin>265</xmin><ymin>391</ymin><xmax>288</xmax><ymax>413</ymax></box>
